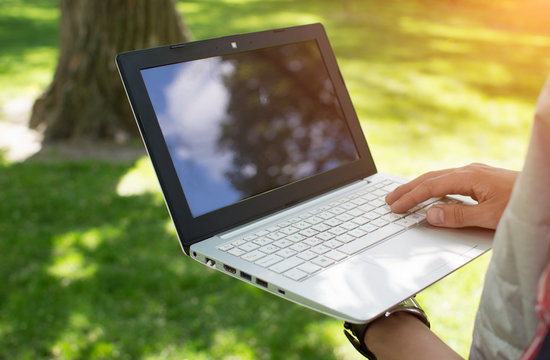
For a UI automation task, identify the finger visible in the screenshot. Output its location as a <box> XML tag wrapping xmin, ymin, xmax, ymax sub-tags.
<box><xmin>385</xmin><ymin>169</ymin><xmax>455</xmax><ymax>205</ymax></box>
<box><xmin>426</xmin><ymin>203</ymin><xmax>497</xmax><ymax>230</ymax></box>
<box><xmin>389</xmin><ymin>170</ymin><xmax>479</xmax><ymax>213</ymax></box>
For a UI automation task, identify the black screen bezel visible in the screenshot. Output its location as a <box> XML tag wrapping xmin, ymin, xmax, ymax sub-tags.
<box><xmin>116</xmin><ymin>23</ymin><xmax>377</xmax><ymax>253</ymax></box>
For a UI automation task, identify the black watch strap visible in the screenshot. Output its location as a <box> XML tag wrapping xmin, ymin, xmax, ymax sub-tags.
<box><xmin>343</xmin><ymin>321</ymin><xmax>377</xmax><ymax>359</ymax></box>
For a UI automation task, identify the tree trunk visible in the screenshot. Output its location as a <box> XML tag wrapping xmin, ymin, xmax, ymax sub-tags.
<box><xmin>29</xmin><ymin>0</ymin><xmax>191</xmax><ymax>143</ymax></box>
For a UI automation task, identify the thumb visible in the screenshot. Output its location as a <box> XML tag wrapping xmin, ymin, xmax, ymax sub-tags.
<box><xmin>426</xmin><ymin>204</ymin><xmax>479</xmax><ymax>228</ymax></box>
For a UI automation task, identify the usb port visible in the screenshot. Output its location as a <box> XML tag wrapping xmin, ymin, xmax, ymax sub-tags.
<box><xmin>240</xmin><ymin>271</ymin><xmax>252</xmax><ymax>281</ymax></box>
<box><xmin>256</xmin><ymin>278</ymin><xmax>268</xmax><ymax>288</ymax></box>
<box><xmin>223</xmin><ymin>264</ymin><xmax>236</xmax><ymax>274</ymax></box>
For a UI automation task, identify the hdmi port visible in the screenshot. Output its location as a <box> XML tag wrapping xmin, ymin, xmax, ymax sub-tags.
<box><xmin>223</xmin><ymin>264</ymin><xmax>237</xmax><ymax>274</ymax></box>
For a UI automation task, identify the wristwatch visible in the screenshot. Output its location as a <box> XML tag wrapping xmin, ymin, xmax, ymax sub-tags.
<box><xmin>343</xmin><ymin>297</ymin><xmax>430</xmax><ymax>360</ymax></box>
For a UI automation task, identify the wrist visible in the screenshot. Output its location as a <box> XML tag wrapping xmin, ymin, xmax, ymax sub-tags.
<box><xmin>343</xmin><ymin>297</ymin><xmax>430</xmax><ymax>360</ymax></box>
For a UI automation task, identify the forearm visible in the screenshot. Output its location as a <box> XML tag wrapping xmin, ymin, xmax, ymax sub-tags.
<box><xmin>365</xmin><ymin>313</ymin><xmax>463</xmax><ymax>360</ymax></box>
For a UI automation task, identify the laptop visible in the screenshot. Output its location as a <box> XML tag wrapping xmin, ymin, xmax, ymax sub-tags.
<box><xmin>116</xmin><ymin>23</ymin><xmax>492</xmax><ymax>323</ymax></box>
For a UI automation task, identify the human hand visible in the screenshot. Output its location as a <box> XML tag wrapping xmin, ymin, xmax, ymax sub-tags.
<box><xmin>386</xmin><ymin>163</ymin><xmax>519</xmax><ymax>229</ymax></box>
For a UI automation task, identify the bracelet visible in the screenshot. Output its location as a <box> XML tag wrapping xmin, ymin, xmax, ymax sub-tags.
<box><xmin>343</xmin><ymin>297</ymin><xmax>430</xmax><ymax>360</ymax></box>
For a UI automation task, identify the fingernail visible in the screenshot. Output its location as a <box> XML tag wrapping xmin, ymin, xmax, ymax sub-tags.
<box><xmin>427</xmin><ymin>207</ymin><xmax>444</xmax><ymax>225</ymax></box>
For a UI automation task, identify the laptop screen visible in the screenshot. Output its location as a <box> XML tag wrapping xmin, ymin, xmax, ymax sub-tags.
<box><xmin>140</xmin><ymin>39</ymin><xmax>360</xmax><ymax>217</ymax></box>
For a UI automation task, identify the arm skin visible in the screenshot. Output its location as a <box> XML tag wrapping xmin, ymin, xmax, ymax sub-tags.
<box><xmin>386</xmin><ymin>163</ymin><xmax>518</xmax><ymax>229</ymax></box>
<box><xmin>364</xmin><ymin>313</ymin><xmax>463</xmax><ymax>360</ymax></box>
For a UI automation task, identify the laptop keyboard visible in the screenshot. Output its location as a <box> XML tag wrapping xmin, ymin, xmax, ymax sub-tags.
<box><xmin>217</xmin><ymin>179</ymin><xmax>456</xmax><ymax>281</ymax></box>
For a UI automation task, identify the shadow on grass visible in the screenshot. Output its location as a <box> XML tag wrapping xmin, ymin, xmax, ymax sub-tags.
<box><xmin>0</xmin><ymin>158</ymin><xmax>338</xmax><ymax>359</ymax></box>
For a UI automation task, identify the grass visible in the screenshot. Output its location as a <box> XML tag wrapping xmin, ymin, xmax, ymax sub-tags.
<box><xmin>1</xmin><ymin>0</ymin><xmax>549</xmax><ymax>359</ymax></box>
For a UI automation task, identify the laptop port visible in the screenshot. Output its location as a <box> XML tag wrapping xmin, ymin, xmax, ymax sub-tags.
<box><xmin>205</xmin><ymin>258</ymin><xmax>216</xmax><ymax>267</ymax></box>
<box><xmin>278</xmin><ymin>289</ymin><xmax>286</xmax><ymax>295</ymax></box>
<box><xmin>256</xmin><ymin>278</ymin><xmax>268</xmax><ymax>288</ymax></box>
<box><xmin>223</xmin><ymin>264</ymin><xmax>237</xmax><ymax>274</ymax></box>
<box><xmin>240</xmin><ymin>271</ymin><xmax>252</xmax><ymax>281</ymax></box>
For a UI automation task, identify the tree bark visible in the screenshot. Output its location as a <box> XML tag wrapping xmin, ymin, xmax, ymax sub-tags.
<box><xmin>29</xmin><ymin>0</ymin><xmax>191</xmax><ymax>143</ymax></box>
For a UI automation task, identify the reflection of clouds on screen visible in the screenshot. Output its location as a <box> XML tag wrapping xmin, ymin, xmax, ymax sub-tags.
<box><xmin>141</xmin><ymin>59</ymin><xmax>241</xmax><ymax>216</ymax></box>
<box><xmin>160</xmin><ymin>58</ymin><xmax>233</xmax><ymax>181</ymax></box>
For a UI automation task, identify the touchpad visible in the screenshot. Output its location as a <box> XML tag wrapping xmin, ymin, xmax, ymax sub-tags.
<box><xmin>357</xmin><ymin>225</ymin><xmax>480</xmax><ymax>290</ymax></box>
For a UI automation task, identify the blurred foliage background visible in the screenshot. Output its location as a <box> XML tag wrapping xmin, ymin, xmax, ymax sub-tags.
<box><xmin>1</xmin><ymin>0</ymin><xmax>549</xmax><ymax>359</ymax></box>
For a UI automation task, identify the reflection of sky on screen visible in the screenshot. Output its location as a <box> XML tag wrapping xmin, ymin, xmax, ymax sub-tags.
<box><xmin>141</xmin><ymin>59</ymin><xmax>241</xmax><ymax>217</ymax></box>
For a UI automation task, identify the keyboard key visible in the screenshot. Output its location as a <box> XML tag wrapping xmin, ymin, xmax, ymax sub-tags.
<box><xmin>312</xmin><ymin>223</ymin><xmax>331</xmax><ymax>232</ymax></box>
<box><xmin>284</xmin><ymin>268</ymin><xmax>307</xmax><ymax>281</ymax></box>
<box><xmin>256</xmin><ymin>254</ymin><xmax>283</xmax><ymax>267</ymax></box>
<box><xmin>359</xmin><ymin>223</ymin><xmax>378</xmax><ymax>233</ymax></box>
<box><xmin>243</xmin><ymin>234</ymin><xmax>257</xmax><ymax>241</ymax></box>
<box><xmin>335</xmin><ymin>234</ymin><xmax>355</xmax><ymax>243</ymax></box>
<box><xmin>324</xmin><ymin>218</ymin><xmax>343</xmax><ymax>227</ymax></box>
<box><xmin>294</xmin><ymin>221</ymin><xmax>310</xmax><ymax>229</ymax></box>
<box><xmin>347</xmin><ymin>208</ymin><xmax>364</xmax><ymax>217</ymax></box>
<box><xmin>374</xmin><ymin>206</ymin><xmax>391</xmax><ymax>215</ymax></box>
<box><xmin>372</xmin><ymin>189</ymin><xmax>387</xmax><ymax>197</ymax></box>
<box><xmin>239</xmin><ymin>242</ymin><xmax>259</xmax><ymax>252</ymax></box>
<box><xmin>395</xmin><ymin>218</ymin><xmax>417</xmax><ymax>228</ymax></box>
<box><xmin>255</xmin><ymin>230</ymin><xmax>269</xmax><ymax>237</ymax></box>
<box><xmin>241</xmin><ymin>250</ymin><xmax>265</xmax><ymax>262</ymax></box>
<box><xmin>253</xmin><ymin>237</ymin><xmax>272</xmax><ymax>246</ymax></box>
<box><xmin>372</xmin><ymin>218</ymin><xmax>389</xmax><ymax>227</ymax></box>
<box><xmin>336</xmin><ymin>213</ymin><xmax>354</xmax><ymax>222</ymax></box>
<box><xmin>300</xmin><ymin>228</ymin><xmax>318</xmax><ymax>237</ymax></box>
<box><xmin>383</xmin><ymin>183</ymin><xmax>400</xmax><ymax>193</ymax></box>
<box><xmin>381</xmin><ymin>213</ymin><xmax>403</xmax><ymax>222</ymax></box>
<box><xmin>340</xmin><ymin>202</ymin><xmax>356</xmax><ymax>210</ymax></box>
<box><xmin>328</xmin><ymin>226</ymin><xmax>346</xmax><ymax>236</ymax></box>
<box><xmin>304</xmin><ymin>216</ymin><xmax>323</xmax><ymax>224</ymax></box>
<box><xmin>279</xmin><ymin>226</ymin><xmax>299</xmax><ymax>235</ymax></box>
<box><xmin>290</xmin><ymin>242</ymin><xmax>310</xmax><ymax>252</ymax></box>
<box><xmin>405</xmin><ymin>213</ymin><xmax>425</xmax><ymax>223</ymax></box>
<box><xmin>259</xmin><ymin>244</ymin><xmax>279</xmax><ymax>254</ymax></box>
<box><xmin>316</xmin><ymin>231</ymin><xmax>334</xmax><ymax>241</ymax></box>
<box><xmin>231</xmin><ymin>239</ymin><xmax>246</xmax><ymax>247</ymax></box>
<box><xmin>363</xmin><ymin>211</ymin><xmax>380</xmax><ymax>220</ymax></box>
<box><xmin>286</xmin><ymin>233</ymin><xmax>305</xmax><ymax>242</ymax></box>
<box><xmin>228</xmin><ymin>248</ymin><xmax>246</xmax><ymax>257</ymax></box>
<box><xmin>351</xmin><ymin>197</ymin><xmax>367</xmax><ymax>206</ymax></box>
<box><xmin>273</xmin><ymin>239</ymin><xmax>293</xmax><ymax>248</ymax></box>
<box><xmin>325</xmin><ymin>250</ymin><xmax>347</xmax><ymax>261</ymax></box>
<box><xmin>340</xmin><ymin>221</ymin><xmax>358</xmax><ymax>231</ymax></box>
<box><xmin>297</xmin><ymin>262</ymin><xmax>321</xmax><ymax>274</ymax></box>
<box><xmin>267</xmin><ymin>232</ymin><xmax>285</xmax><ymax>240</ymax></box>
<box><xmin>339</xmin><ymin>224</ymin><xmax>403</xmax><ymax>255</ymax></box>
<box><xmin>352</xmin><ymin>216</ymin><xmax>370</xmax><ymax>225</ymax></box>
<box><xmin>329</xmin><ymin>207</ymin><xmax>345</xmax><ymax>215</ymax></box>
<box><xmin>218</xmin><ymin>243</ymin><xmax>233</xmax><ymax>251</ymax></box>
<box><xmin>297</xmin><ymin>250</ymin><xmax>317</xmax><ymax>261</ymax></box>
<box><xmin>276</xmin><ymin>248</ymin><xmax>297</xmax><ymax>258</ymax></box>
<box><xmin>348</xmin><ymin>228</ymin><xmax>366</xmax><ymax>238</ymax></box>
<box><xmin>303</xmin><ymin>237</ymin><xmax>323</xmax><ymax>247</ymax></box>
<box><xmin>311</xmin><ymin>256</ymin><xmax>335</xmax><ymax>268</ymax></box>
<box><xmin>325</xmin><ymin>239</ymin><xmax>343</xmax><ymax>249</ymax></box>
<box><xmin>370</xmin><ymin>199</ymin><xmax>386</xmax><ymax>207</ymax></box>
<box><xmin>269</xmin><ymin>256</ymin><xmax>304</xmax><ymax>273</ymax></box>
<box><xmin>311</xmin><ymin>244</ymin><xmax>330</xmax><ymax>255</ymax></box>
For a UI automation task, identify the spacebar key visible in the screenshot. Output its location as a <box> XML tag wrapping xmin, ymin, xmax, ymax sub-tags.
<box><xmin>339</xmin><ymin>224</ymin><xmax>403</xmax><ymax>255</ymax></box>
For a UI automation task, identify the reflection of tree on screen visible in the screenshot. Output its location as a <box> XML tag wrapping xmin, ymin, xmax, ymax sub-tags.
<box><xmin>217</xmin><ymin>41</ymin><xmax>359</xmax><ymax>198</ymax></box>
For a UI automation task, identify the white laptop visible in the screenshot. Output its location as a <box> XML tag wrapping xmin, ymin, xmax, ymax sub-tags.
<box><xmin>116</xmin><ymin>23</ymin><xmax>492</xmax><ymax>323</ymax></box>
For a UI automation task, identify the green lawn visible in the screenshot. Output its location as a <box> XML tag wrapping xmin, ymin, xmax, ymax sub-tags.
<box><xmin>1</xmin><ymin>0</ymin><xmax>549</xmax><ymax>359</ymax></box>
